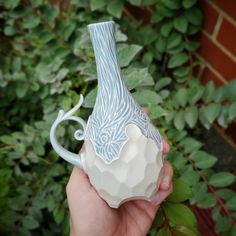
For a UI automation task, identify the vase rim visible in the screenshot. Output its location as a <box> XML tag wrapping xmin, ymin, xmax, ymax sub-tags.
<box><xmin>88</xmin><ymin>21</ymin><xmax>115</xmax><ymax>28</ymax></box>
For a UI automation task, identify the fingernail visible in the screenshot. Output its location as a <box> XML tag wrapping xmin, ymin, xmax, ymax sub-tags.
<box><xmin>162</xmin><ymin>175</ymin><xmax>170</xmax><ymax>189</ymax></box>
<box><xmin>151</xmin><ymin>193</ymin><xmax>160</xmax><ymax>206</ymax></box>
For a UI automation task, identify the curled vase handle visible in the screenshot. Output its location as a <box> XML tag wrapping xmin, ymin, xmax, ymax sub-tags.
<box><xmin>50</xmin><ymin>95</ymin><xmax>86</xmax><ymax>169</ymax></box>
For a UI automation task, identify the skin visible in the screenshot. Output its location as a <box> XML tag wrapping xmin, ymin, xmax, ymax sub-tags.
<box><xmin>66</xmin><ymin>142</ymin><xmax>173</xmax><ymax>236</ymax></box>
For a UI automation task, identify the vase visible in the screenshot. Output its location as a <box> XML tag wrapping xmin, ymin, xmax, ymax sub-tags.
<box><xmin>50</xmin><ymin>21</ymin><xmax>164</xmax><ymax>208</ymax></box>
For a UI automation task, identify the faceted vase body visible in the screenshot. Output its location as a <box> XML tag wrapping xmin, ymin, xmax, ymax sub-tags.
<box><xmin>80</xmin><ymin>124</ymin><xmax>163</xmax><ymax>208</ymax></box>
<box><xmin>50</xmin><ymin>21</ymin><xmax>164</xmax><ymax>208</ymax></box>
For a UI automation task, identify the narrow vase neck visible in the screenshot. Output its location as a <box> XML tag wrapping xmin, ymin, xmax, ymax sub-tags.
<box><xmin>88</xmin><ymin>22</ymin><xmax>123</xmax><ymax>88</ymax></box>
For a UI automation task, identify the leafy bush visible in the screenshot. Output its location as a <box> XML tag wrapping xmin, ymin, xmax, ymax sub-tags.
<box><xmin>0</xmin><ymin>0</ymin><xmax>235</xmax><ymax>235</ymax></box>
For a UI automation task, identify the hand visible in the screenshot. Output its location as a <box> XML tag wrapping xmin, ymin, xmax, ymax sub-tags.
<box><xmin>66</xmin><ymin>142</ymin><xmax>173</xmax><ymax>236</ymax></box>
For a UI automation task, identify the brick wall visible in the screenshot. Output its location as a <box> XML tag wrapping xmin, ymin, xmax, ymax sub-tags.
<box><xmin>197</xmin><ymin>0</ymin><xmax>236</xmax><ymax>86</ymax></box>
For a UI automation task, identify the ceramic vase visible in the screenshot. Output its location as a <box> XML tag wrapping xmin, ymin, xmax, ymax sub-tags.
<box><xmin>50</xmin><ymin>21</ymin><xmax>164</xmax><ymax>208</ymax></box>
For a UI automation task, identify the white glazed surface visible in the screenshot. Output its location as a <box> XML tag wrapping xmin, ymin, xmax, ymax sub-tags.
<box><xmin>80</xmin><ymin>124</ymin><xmax>164</xmax><ymax>208</ymax></box>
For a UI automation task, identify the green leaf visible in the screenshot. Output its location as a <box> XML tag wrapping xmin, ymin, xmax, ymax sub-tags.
<box><xmin>184</xmin><ymin>106</ymin><xmax>198</xmax><ymax>128</ymax></box>
<box><xmin>182</xmin><ymin>0</ymin><xmax>197</xmax><ymax>8</ymax></box>
<box><xmin>199</xmin><ymin>108</ymin><xmax>211</xmax><ymax>129</ymax></box>
<box><xmin>163</xmin><ymin>0</ymin><xmax>181</xmax><ymax>10</ymax></box>
<box><xmin>181</xmin><ymin>166</ymin><xmax>200</xmax><ymax>186</ymax></box>
<box><xmin>167</xmin><ymin>42</ymin><xmax>185</xmax><ymax>56</ymax></box>
<box><xmin>18</xmin><ymin>143</ymin><xmax>26</xmax><ymax>155</ymax></box>
<box><xmin>4</xmin><ymin>25</ymin><xmax>17</xmax><ymax>36</ymax></box>
<box><xmin>202</xmin><ymin>81</ymin><xmax>215</xmax><ymax>102</ymax></box>
<box><xmin>33</xmin><ymin>143</ymin><xmax>45</xmax><ymax>156</ymax></box>
<box><xmin>226</xmin><ymin>197</ymin><xmax>236</xmax><ymax>210</ymax></box>
<box><xmin>216</xmin><ymin>189</ymin><xmax>236</xmax><ymax>200</ymax></box>
<box><xmin>3</xmin><ymin>0</ymin><xmax>20</xmax><ymax>8</ymax></box>
<box><xmin>151</xmin><ymin>11</ymin><xmax>164</xmax><ymax>23</ymax></box>
<box><xmin>185</xmin><ymin>7</ymin><xmax>203</xmax><ymax>26</ymax></box>
<box><xmin>226</xmin><ymin>80</ymin><xmax>236</xmax><ymax>101</ymax></box>
<box><xmin>230</xmin><ymin>227</ymin><xmax>236</xmax><ymax>236</ymax></box>
<box><xmin>155</xmin><ymin>77</ymin><xmax>171</xmax><ymax>91</ymax></box>
<box><xmin>156</xmin><ymin>226</ymin><xmax>171</xmax><ymax>236</ymax></box>
<box><xmin>22</xmin><ymin>15</ymin><xmax>40</xmax><ymax>29</ymax></box>
<box><xmin>173</xmin><ymin>88</ymin><xmax>188</xmax><ymax>107</ymax></box>
<box><xmin>167</xmin><ymin>31</ymin><xmax>182</xmax><ymax>50</ymax></box>
<box><xmin>137</xmin><ymin>26</ymin><xmax>158</xmax><ymax>45</ymax></box>
<box><xmin>62</xmin><ymin>22</ymin><xmax>76</xmax><ymax>41</ymax></box>
<box><xmin>196</xmin><ymin>193</ymin><xmax>217</xmax><ymax>208</ymax></box>
<box><xmin>16</xmin><ymin>83</ymin><xmax>29</xmax><ymax>98</ymax></box>
<box><xmin>53</xmin><ymin>207</ymin><xmax>65</xmax><ymax>224</ymax></box>
<box><xmin>123</xmin><ymin>68</ymin><xmax>154</xmax><ymax>90</ymax></box>
<box><xmin>174</xmin><ymin>15</ymin><xmax>188</xmax><ymax>33</ymax></box>
<box><xmin>90</xmin><ymin>0</ymin><xmax>107</xmax><ymax>10</ymax></box>
<box><xmin>164</xmin><ymin>202</ymin><xmax>197</xmax><ymax>227</ymax></box>
<box><xmin>0</xmin><ymin>135</ymin><xmax>18</xmax><ymax>145</ymax></box>
<box><xmin>148</xmin><ymin>104</ymin><xmax>167</xmax><ymax>119</ymax></box>
<box><xmin>83</xmin><ymin>87</ymin><xmax>97</xmax><ymax>108</ymax></box>
<box><xmin>168</xmin><ymin>52</ymin><xmax>189</xmax><ymax>68</ymax></box>
<box><xmin>188</xmin><ymin>85</ymin><xmax>203</xmax><ymax>105</ymax></box>
<box><xmin>160</xmin><ymin>21</ymin><xmax>173</xmax><ymax>37</ymax></box>
<box><xmin>168</xmin><ymin>178</ymin><xmax>192</xmax><ymax>202</ymax></box>
<box><xmin>229</xmin><ymin>102</ymin><xmax>236</xmax><ymax>120</ymax></box>
<box><xmin>217</xmin><ymin>104</ymin><xmax>230</xmax><ymax>128</ymax></box>
<box><xmin>179</xmin><ymin>137</ymin><xmax>203</xmax><ymax>153</ymax></box>
<box><xmin>200</xmin><ymin>104</ymin><xmax>221</xmax><ymax>124</ymax></box>
<box><xmin>118</xmin><ymin>44</ymin><xmax>142</xmax><ymax>67</ymax></box>
<box><xmin>171</xmin><ymin>151</ymin><xmax>187</xmax><ymax>170</ymax></box>
<box><xmin>159</xmin><ymin>89</ymin><xmax>170</xmax><ymax>99</ymax></box>
<box><xmin>128</xmin><ymin>0</ymin><xmax>142</xmax><ymax>6</ymax></box>
<box><xmin>30</xmin><ymin>0</ymin><xmax>43</xmax><ymax>7</ymax></box>
<box><xmin>187</xmin><ymin>25</ymin><xmax>201</xmax><ymax>35</ymax></box>
<box><xmin>190</xmin><ymin>151</ymin><xmax>217</xmax><ymax>169</ymax></box>
<box><xmin>174</xmin><ymin>110</ymin><xmax>185</xmax><ymax>130</ymax></box>
<box><xmin>173</xmin><ymin>66</ymin><xmax>190</xmax><ymax>78</ymax></box>
<box><xmin>215</xmin><ymin>216</ymin><xmax>232</xmax><ymax>233</ymax></box>
<box><xmin>190</xmin><ymin>182</ymin><xmax>207</xmax><ymax>204</ymax></box>
<box><xmin>133</xmin><ymin>90</ymin><xmax>163</xmax><ymax>105</ymax></box>
<box><xmin>185</xmin><ymin>41</ymin><xmax>200</xmax><ymax>52</ymax></box>
<box><xmin>167</xmin><ymin>129</ymin><xmax>187</xmax><ymax>142</ymax></box>
<box><xmin>62</xmin><ymin>97</ymin><xmax>72</xmax><ymax>110</ymax></box>
<box><xmin>209</xmin><ymin>172</ymin><xmax>236</xmax><ymax>187</ymax></box>
<box><xmin>155</xmin><ymin>35</ymin><xmax>167</xmax><ymax>53</ymax></box>
<box><xmin>22</xmin><ymin>215</ymin><xmax>39</xmax><ymax>230</ymax></box>
<box><xmin>211</xmin><ymin>205</ymin><xmax>221</xmax><ymax>221</ymax></box>
<box><xmin>157</xmin><ymin>4</ymin><xmax>175</xmax><ymax>17</ymax></box>
<box><xmin>41</xmin><ymin>5</ymin><xmax>59</xmax><ymax>26</ymax></box>
<box><xmin>115</xmin><ymin>28</ymin><xmax>127</xmax><ymax>42</ymax></box>
<box><xmin>142</xmin><ymin>51</ymin><xmax>153</xmax><ymax>64</ymax></box>
<box><xmin>172</xmin><ymin>225</ymin><xmax>198</xmax><ymax>236</ymax></box>
<box><xmin>107</xmin><ymin>0</ymin><xmax>124</xmax><ymax>18</ymax></box>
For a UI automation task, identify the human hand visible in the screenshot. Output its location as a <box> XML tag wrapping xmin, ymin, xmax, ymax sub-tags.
<box><xmin>66</xmin><ymin>142</ymin><xmax>173</xmax><ymax>236</ymax></box>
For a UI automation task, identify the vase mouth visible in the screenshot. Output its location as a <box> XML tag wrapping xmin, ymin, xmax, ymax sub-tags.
<box><xmin>88</xmin><ymin>21</ymin><xmax>115</xmax><ymax>29</ymax></box>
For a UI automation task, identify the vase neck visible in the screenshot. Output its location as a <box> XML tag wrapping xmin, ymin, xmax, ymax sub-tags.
<box><xmin>88</xmin><ymin>22</ymin><xmax>124</xmax><ymax>89</ymax></box>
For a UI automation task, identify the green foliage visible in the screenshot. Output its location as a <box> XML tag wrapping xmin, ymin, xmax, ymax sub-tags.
<box><xmin>0</xmin><ymin>0</ymin><xmax>235</xmax><ymax>235</ymax></box>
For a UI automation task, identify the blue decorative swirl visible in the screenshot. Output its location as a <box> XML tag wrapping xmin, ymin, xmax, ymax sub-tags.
<box><xmin>85</xmin><ymin>21</ymin><xmax>162</xmax><ymax>164</ymax></box>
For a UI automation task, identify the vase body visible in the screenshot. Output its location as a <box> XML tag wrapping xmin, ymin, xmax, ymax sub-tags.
<box><xmin>50</xmin><ymin>21</ymin><xmax>163</xmax><ymax>208</ymax></box>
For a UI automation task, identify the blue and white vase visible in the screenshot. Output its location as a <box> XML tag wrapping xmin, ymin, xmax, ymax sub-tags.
<box><xmin>50</xmin><ymin>21</ymin><xmax>163</xmax><ymax>208</ymax></box>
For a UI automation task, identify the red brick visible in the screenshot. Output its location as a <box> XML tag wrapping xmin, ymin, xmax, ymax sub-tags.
<box><xmin>198</xmin><ymin>33</ymin><xmax>236</xmax><ymax>81</ymax></box>
<box><xmin>214</xmin><ymin>0</ymin><xmax>236</xmax><ymax>19</ymax></box>
<box><xmin>200</xmin><ymin>66</ymin><xmax>224</xmax><ymax>87</ymax></box>
<box><xmin>199</xmin><ymin>0</ymin><xmax>219</xmax><ymax>34</ymax></box>
<box><xmin>217</xmin><ymin>17</ymin><xmax>236</xmax><ymax>57</ymax></box>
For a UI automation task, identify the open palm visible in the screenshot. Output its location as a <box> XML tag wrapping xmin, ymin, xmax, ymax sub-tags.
<box><xmin>67</xmin><ymin>143</ymin><xmax>173</xmax><ymax>236</ymax></box>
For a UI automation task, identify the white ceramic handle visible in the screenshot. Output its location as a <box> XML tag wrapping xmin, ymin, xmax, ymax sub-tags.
<box><xmin>50</xmin><ymin>95</ymin><xmax>86</xmax><ymax>169</ymax></box>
